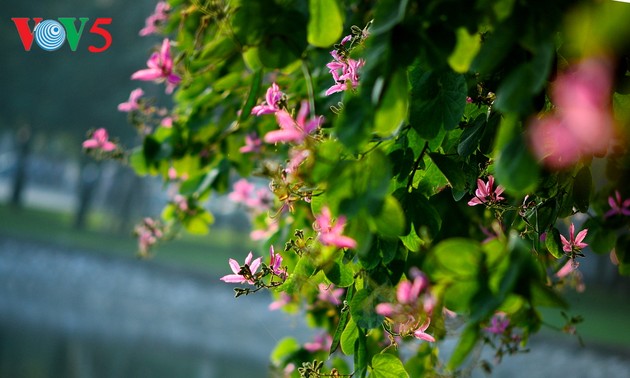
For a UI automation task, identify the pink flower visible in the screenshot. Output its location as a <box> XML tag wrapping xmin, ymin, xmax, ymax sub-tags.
<box><xmin>161</xmin><ymin>116</ymin><xmax>173</xmax><ymax>128</ymax></box>
<box><xmin>304</xmin><ymin>333</ymin><xmax>332</xmax><ymax>353</ymax></box>
<box><xmin>139</xmin><ymin>1</ymin><xmax>170</xmax><ymax>36</ymax></box>
<box><xmin>228</xmin><ymin>179</ymin><xmax>255</xmax><ymax>204</ymax></box>
<box><xmin>250</xmin><ymin>218</ymin><xmax>279</xmax><ymax>241</ymax></box>
<box><xmin>485</xmin><ymin>313</ymin><xmax>510</xmax><ymax>335</ymax></box>
<box><xmin>269</xmin><ymin>245</ymin><xmax>287</xmax><ymax>278</ymax></box>
<box><xmin>314</xmin><ymin>206</ymin><xmax>357</xmax><ymax>249</ymax></box>
<box><xmin>264</xmin><ymin>101</ymin><xmax>322</xmax><ymax>144</ymax></box>
<box><xmin>605</xmin><ymin>190</ymin><xmax>630</xmax><ymax>218</ymax></box>
<box><xmin>556</xmin><ymin>259</ymin><xmax>579</xmax><ymax>278</ymax></box>
<box><xmin>134</xmin><ymin>217</ymin><xmax>164</xmax><ymax>257</ymax></box>
<box><xmin>251</xmin><ymin>83</ymin><xmax>284</xmax><ymax>116</ymax></box>
<box><xmin>82</xmin><ymin>128</ymin><xmax>117</xmax><ymax>152</ymax></box>
<box><xmin>117</xmin><ymin>88</ymin><xmax>144</xmax><ymax>112</ymax></box>
<box><xmin>560</xmin><ymin>223</ymin><xmax>588</xmax><ymax>253</ymax></box>
<box><xmin>268</xmin><ymin>292</ymin><xmax>292</xmax><ymax>311</ymax></box>
<box><xmin>325</xmin><ymin>48</ymin><xmax>365</xmax><ymax>96</ymax></box>
<box><xmin>285</xmin><ymin>148</ymin><xmax>310</xmax><ymax>176</ymax></box>
<box><xmin>220</xmin><ymin>252</ymin><xmax>262</xmax><ymax>285</ymax></box>
<box><xmin>528</xmin><ymin>57</ymin><xmax>614</xmax><ymax>169</ymax></box>
<box><xmin>239</xmin><ymin>132</ymin><xmax>262</xmax><ymax>153</ymax></box>
<box><xmin>413</xmin><ymin>319</ymin><xmax>436</xmax><ymax>342</ymax></box>
<box><xmin>467</xmin><ymin>175</ymin><xmax>505</xmax><ymax>206</ymax></box>
<box><xmin>376</xmin><ymin>269</ymin><xmax>435</xmax><ymax>341</ymax></box>
<box><xmin>317</xmin><ymin>284</ymin><xmax>344</xmax><ymax>306</ymax></box>
<box><xmin>131</xmin><ymin>38</ymin><xmax>181</xmax><ymax>94</ymax></box>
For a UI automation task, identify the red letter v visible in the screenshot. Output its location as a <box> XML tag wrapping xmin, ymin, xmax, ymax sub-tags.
<box><xmin>12</xmin><ymin>18</ymin><xmax>43</xmax><ymax>51</ymax></box>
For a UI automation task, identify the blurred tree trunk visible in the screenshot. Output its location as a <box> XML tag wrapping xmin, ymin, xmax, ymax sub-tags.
<box><xmin>10</xmin><ymin>125</ymin><xmax>32</xmax><ymax>208</ymax></box>
<box><xmin>74</xmin><ymin>159</ymin><xmax>101</xmax><ymax>230</ymax></box>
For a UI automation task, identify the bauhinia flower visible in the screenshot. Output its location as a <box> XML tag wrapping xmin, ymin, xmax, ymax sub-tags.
<box><xmin>467</xmin><ymin>175</ymin><xmax>505</xmax><ymax>206</ymax></box>
<box><xmin>139</xmin><ymin>1</ymin><xmax>170</xmax><ymax>36</ymax></box>
<box><xmin>317</xmin><ymin>283</ymin><xmax>344</xmax><ymax>306</ymax></box>
<box><xmin>303</xmin><ymin>333</ymin><xmax>332</xmax><ymax>353</ymax></box>
<box><xmin>117</xmin><ymin>88</ymin><xmax>144</xmax><ymax>112</ymax></box>
<box><xmin>82</xmin><ymin>128</ymin><xmax>117</xmax><ymax>152</ymax></box>
<box><xmin>605</xmin><ymin>190</ymin><xmax>630</xmax><ymax>218</ymax></box>
<box><xmin>325</xmin><ymin>49</ymin><xmax>365</xmax><ymax>96</ymax></box>
<box><xmin>239</xmin><ymin>132</ymin><xmax>262</xmax><ymax>153</ymax></box>
<box><xmin>264</xmin><ymin>100</ymin><xmax>322</xmax><ymax>144</ymax></box>
<box><xmin>269</xmin><ymin>245</ymin><xmax>287</xmax><ymax>278</ymax></box>
<box><xmin>134</xmin><ymin>217</ymin><xmax>164</xmax><ymax>257</ymax></box>
<box><xmin>485</xmin><ymin>312</ymin><xmax>510</xmax><ymax>335</ymax></box>
<box><xmin>220</xmin><ymin>252</ymin><xmax>262</xmax><ymax>285</ymax></box>
<box><xmin>131</xmin><ymin>38</ymin><xmax>181</xmax><ymax>94</ymax></box>
<box><xmin>314</xmin><ymin>206</ymin><xmax>357</xmax><ymax>249</ymax></box>
<box><xmin>251</xmin><ymin>83</ymin><xmax>284</xmax><ymax>116</ymax></box>
<box><xmin>376</xmin><ymin>268</ymin><xmax>435</xmax><ymax>342</ymax></box>
<box><xmin>560</xmin><ymin>223</ymin><xmax>588</xmax><ymax>255</ymax></box>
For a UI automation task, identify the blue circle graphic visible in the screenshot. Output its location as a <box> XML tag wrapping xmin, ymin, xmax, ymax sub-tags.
<box><xmin>34</xmin><ymin>20</ymin><xmax>66</xmax><ymax>51</ymax></box>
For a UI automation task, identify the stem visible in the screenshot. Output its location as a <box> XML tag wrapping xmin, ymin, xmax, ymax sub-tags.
<box><xmin>301</xmin><ymin>59</ymin><xmax>316</xmax><ymax>118</ymax></box>
<box><xmin>406</xmin><ymin>141</ymin><xmax>430</xmax><ymax>191</ymax></box>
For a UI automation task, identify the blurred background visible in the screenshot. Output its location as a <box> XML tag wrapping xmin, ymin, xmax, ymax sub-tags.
<box><xmin>0</xmin><ymin>1</ymin><xmax>629</xmax><ymax>378</ymax></box>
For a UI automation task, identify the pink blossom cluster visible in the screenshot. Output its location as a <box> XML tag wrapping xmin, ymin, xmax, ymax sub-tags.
<box><xmin>375</xmin><ymin>268</ymin><xmax>436</xmax><ymax>342</ymax></box>
<box><xmin>139</xmin><ymin>1</ymin><xmax>170</xmax><ymax>37</ymax></box>
<box><xmin>325</xmin><ymin>35</ymin><xmax>365</xmax><ymax>96</ymax></box>
<box><xmin>82</xmin><ymin>128</ymin><xmax>117</xmax><ymax>152</ymax></box>
<box><xmin>467</xmin><ymin>175</ymin><xmax>505</xmax><ymax>207</ymax></box>
<box><xmin>134</xmin><ymin>217</ymin><xmax>164</xmax><ymax>257</ymax></box>
<box><xmin>528</xmin><ymin>57</ymin><xmax>615</xmax><ymax>169</ymax></box>
<box><xmin>605</xmin><ymin>190</ymin><xmax>630</xmax><ymax>218</ymax></box>
<box><xmin>132</xmin><ymin>38</ymin><xmax>181</xmax><ymax>94</ymax></box>
<box><xmin>228</xmin><ymin>178</ymin><xmax>273</xmax><ymax>212</ymax></box>
<box><xmin>250</xmin><ymin>83</ymin><xmax>322</xmax><ymax>145</ymax></box>
<box><xmin>313</xmin><ymin>206</ymin><xmax>357</xmax><ymax>249</ymax></box>
<box><xmin>118</xmin><ymin>88</ymin><xmax>144</xmax><ymax>112</ymax></box>
<box><xmin>220</xmin><ymin>252</ymin><xmax>262</xmax><ymax>285</ymax></box>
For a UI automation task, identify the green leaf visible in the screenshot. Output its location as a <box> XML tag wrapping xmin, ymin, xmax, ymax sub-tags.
<box><xmin>307</xmin><ymin>0</ymin><xmax>343</xmax><ymax>47</ymax></box>
<box><xmin>129</xmin><ymin>147</ymin><xmax>150</xmax><ymax>176</ymax></box>
<box><xmin>409</xmin><ymin>66</ymin><xmax>467</xmax><ymax>139</ymax></box>
<box><xmin>183</xmin><ymin>210</ymin><xmax>214</xmax><ymax>234</ymax></box>
<box><xmin>324</xmin><ymin>258</ymin><xmax>354</xmax><ymax>287</ymax></box>
<box><xmin>374</xmin><ymin>70</ymin><xmax>409</xmax><ymax>137</ymax></box>
<box><xmin>331</xmin><ymin>286</ymin><xmax>354</xmax><ymax>354</ymax></box>
<box><xmin>271</xmin><ymin>337</ymin><xmax>300</xmax><ymax>366</ymax></box>
<box><xmin>457</xmin><ymin>115</ymin><xmax>485</xmax><ymax>157</ymax></box>
<box><xmin>572</xmin><ymin>166</ymin><xmax>592</xmax><ymax>213</ymax></box>
<box><xmin>340</xmin><ymin>317</ymin><xmax>359</xmax><ymax>355</ymax></box>
<box><xmin>545</xmin><ymin>227</ymin><xmax>564</xmax><ymax>259</ymax></box>
<box><xmin>494</xmin><ymin>136</ymin><xmax>540</xmax><ymax>195</ymax></box>
<box><xmin>447</xmin><ymin>325</ymin><xmax>479</xmax><ymax>370</ymax></box>
<box><xmin>370</xmin><ymin>353</ymin><xmax>410</xmax><ymax>378</ymax></box>
<box><xmin>428</xmin><ymin>153</ymin><xmax>467</xmax><ymax>194</ymax></box>
<box><xmin>448</xmin><ymin>27</ymin><xmax>481</xmax><ymax>73</ymax></box>
<box><xmin>431</xmin><ymin>238</ymin><xmax>481</xmax><ymax>278</ymax></box>
<box><xmin>334</xmin><ymin>96</ymin><xmax>372</xmax><ymax>151</ymax></box>
<box><xmin>370</xmin><ymin>195</ymin><xmax>406</xmax><ymax>238</ymax></box>
<box><xmin>350</xmin><ymin>289</ymin><xmax>385</xmax><ymax>329</ymax></box>
<box><xmin>238</xmin><ymin>69</ymin><xmax>263</xmax><ymax>123</ymax></box>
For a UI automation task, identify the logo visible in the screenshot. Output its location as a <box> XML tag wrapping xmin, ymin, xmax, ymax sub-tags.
<box><xmin>12</xmin><ymin>17</ymin><xmax>112</xmax><ymax>52</ymax></box>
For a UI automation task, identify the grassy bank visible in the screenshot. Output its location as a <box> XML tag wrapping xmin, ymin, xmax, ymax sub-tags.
<box><xmin>0</xmin><ymin>203</ymin><xmax>253</xmax><ymax>274</ymax></box>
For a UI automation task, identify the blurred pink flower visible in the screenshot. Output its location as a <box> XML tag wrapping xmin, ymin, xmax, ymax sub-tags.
<box><xmin>139</xmin><ymin>1</ymin><xmax>170</xmax><ymax>36</ymax></box>
<box><xmin>304</xmin><ymin>333</ymin><xmax>332</xmax><ymax>353</ymax></box>
<box><xmin>132</xmin><ymin>38</ymin><xmax>181</xmax><ymax>94</ymax></box>
<box><xmin>605</xmin><ymin>190</ymin><xmax>630</xmax><ymax>218</ymax></box>
<box><xmin>468</xmin><ymin>175</ymin><xmax>505</xmax><ymax>206</ymax></box>
<box><xmin>485</xmin><ymin>312</ymin><xmax>510</xmax><ymax>335</ymax></box>
<box><xmin>314</xmin><ymin>206</ymin><xmax>357</xmax><ymax>249</ymax></box>
<box><xmin>117</xmin><ymin>88</ymin><xmax>144</xmax><ymax>112</ymax></box>
<box><xmin>228</xmin><ymin>179</ymin><xmax>255</xmax><ymax>204</ymax></box>
<box><xmin>239</xmin><ymin>132</ymin><xmax>262</xmax><ymax>153</ymax></box>
<box><xmin>268</xmin><ymin>292</ymin><xmax>292</xmax><ymax>311</ymax></box>
<box><xmin>220</xmin><ymin>252</ymin><xmax>262</xmax><ymax>285</ymax></box>
<box><xmin>529</xmin><ymin>57</ymin><xmax>614</xmax><ymax>169</ymax></box>
<box><xmin>317</xmin><ymin>284</ymin><xmax>344</xmax><ymax>306</ymax></box>
<box><xmin>264</xmin><ymin>101</ymin><xmax>322</xmax><ymax>144</ymax></box>
<box><xmin>82</xmin><ymin>128</ymin><xmax>117</xmax><ymax>151</ymax></box>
